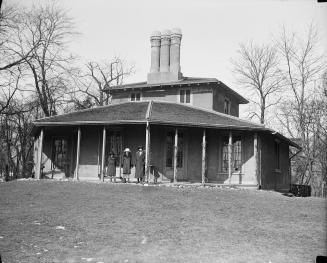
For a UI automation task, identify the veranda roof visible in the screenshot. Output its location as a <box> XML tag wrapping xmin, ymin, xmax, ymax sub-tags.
<box><xmin>32</xmin><ymin>101</ymin><xmax>299</xmax><ymax>148</ymax></box>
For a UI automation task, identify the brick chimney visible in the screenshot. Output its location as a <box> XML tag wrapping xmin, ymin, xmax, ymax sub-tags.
<box><xmin>147</xmin><ymin>28</ymin><xmax>183</xmax><ymax>84</ymax></box>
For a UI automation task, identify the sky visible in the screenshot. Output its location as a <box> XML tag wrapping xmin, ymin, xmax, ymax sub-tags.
<box><xmin>12</xmin><ymin>0</ymin><xmax>327</xmax><ymax>111</ymax></box>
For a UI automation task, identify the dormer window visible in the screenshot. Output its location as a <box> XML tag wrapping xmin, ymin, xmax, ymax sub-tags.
<box><xmin>224</xmin><ymin>98</ymin><xmax>230</xmax><ymax>114</ymax></box>
<box><xmin>130</xmin><ymin>92</ymin><xmax>141</xmax><ymax>101</ymax></box>
<box><xmin>180</xmin><ymin>89</ymin><xmax>191</xmax><ymax>104</ymax></box>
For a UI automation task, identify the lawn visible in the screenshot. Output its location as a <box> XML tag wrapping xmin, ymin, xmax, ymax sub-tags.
<box><xmin>0</xmin><ymin>181</ymin><xmax>326</xmax><ymax>263</ymax></box>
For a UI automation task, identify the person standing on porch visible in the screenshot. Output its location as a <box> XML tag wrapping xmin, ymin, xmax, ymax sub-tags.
<box><xmin>134</xmin><ymin>146</ymin><xmax>145</xmax><ymax>183</ymax></box>
<box><xmin>107</xmin><ymin>152</ymin><xmax>116</xmax><ymax>182</ymax></box>
<box><xmin>122</xmin><ymin>148</ymin><xmax>132</xmax><ymax>183</ymax></box>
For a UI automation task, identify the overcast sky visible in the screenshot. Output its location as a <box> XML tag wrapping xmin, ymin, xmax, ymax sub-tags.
<box><xmin>15</xmin><ymin>0</ymin><xmax>327</xmax><ymax>96</ymax></box>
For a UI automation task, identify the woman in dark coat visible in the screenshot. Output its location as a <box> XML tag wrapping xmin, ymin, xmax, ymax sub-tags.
<box><xmin>107</xmin><ymin>152</ymin><xmax>116</xmax><ymax>182</ymax></box>
<box><xmin>122</xmin><ymin>148</ymin><xmax>132</xmax><ymax>183</ymax></box>
<box><xmin>134</xmin><ymin>146</ymin><xmax>145</xmax><ymax>183</ymax></box>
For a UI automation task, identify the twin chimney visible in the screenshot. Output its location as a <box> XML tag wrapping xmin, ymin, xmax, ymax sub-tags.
<box><xmin>147</xmin><ymin>28</ymin><xmax>183</xmax><ymax>84</ymax></box>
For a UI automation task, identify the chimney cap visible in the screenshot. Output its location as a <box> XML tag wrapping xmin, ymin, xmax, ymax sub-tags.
<box><xmin>150</xmin><ymin>31</ymin><xmax>161</xmax><ymax>38</ymax></box>
<box><xmin>171</xmin><ymin>28</ymin><xmax>182</xmax><ymax>35</ymax></box>
<box><xmin>161</xmin><ymin>29</ymin><xmax>171</xmax><ymax>36</ymax></box>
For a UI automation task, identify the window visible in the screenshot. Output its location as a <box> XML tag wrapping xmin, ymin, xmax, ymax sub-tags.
<box><xmin>222</xmin><ymin>137</ymin><xmax>242</xmax><ymax>172</ymax></box>
<box><xmin>166</xmin><ymin>133</ymin><xmax>174</xmax><ymax>168</ymax></box>
<box><xmin>130</xmin><ymin>92</ymin><xmax>141</xmax><ymax>101</ymax></box>
<box><xmin>108</xmin><ymin>131</ymin><xmax>122</xmax><ymax>156</ymax></box>
<box><xmin>180</xmin><ymin>89</ymin><xmax>191</xmax><ymax>103</ymax></box>
<box><xmin>166</xmin><ymin>132</ymin><xmax>183</xmax><ymax>168</ymax></box>
<box><xmin>224</xmin><ymin>98</ymin><xmax>230</xmax><ymax>114</ymax></box>
<box><xmin>177</xmin><ymin>133</ymin><xmax>184</xmax><ymax>168</ymax></box>
<box><xmin>274</xmin><ymin>140</ymin><xmax>280</xmax><ymax>169</ymax></box>
<box><xmin>233</xmin><ymin>139</ymin><xmax>242</xmax><ymax>172</ymax></box>
<box><xmin>52</xmin><ymin>138</ymin><xmax>68</xmax><ymax>169</ymax></box>
<box><xmin>222</xmin><ymin>140</ymin><xmax>229</xmax><ymax>172</ymax></box>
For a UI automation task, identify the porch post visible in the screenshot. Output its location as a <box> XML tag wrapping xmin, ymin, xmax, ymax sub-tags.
<box><xmin>35</xmin><ymin>128</ymin><xmax>44</xmax><ymax>179</ymax></box>
<box><xmin>74</xmin><ymin>127</ymin><xmax>81</xmax><ymax>180</ymax></box>
<box><xmin>201</xmin><ymin>129</ymin><xmax>206</xmax><ymax>185</ymax></box>
<box><xmin>173</xmin><ymin>127</ymin><xmax>178</xmax><ymax>183</ymax></box>
<box><xmin>101</xmin><ymin>126</ymin><xmax>106</xmax><ymax>182</ymax></box>
<box><xmin>254</xmin><ymin>132</ymin><xmax>260</xmax><ymax>188</ymax></box>
<box><xmin>228</xmin><ymin>130</ymin><xmax>233</xmax><ymax>185</ymax></box>
<box><xmin>145</xmin><ymin>121</ymin><xmax>150</xmax><ymax>183</ymax></box>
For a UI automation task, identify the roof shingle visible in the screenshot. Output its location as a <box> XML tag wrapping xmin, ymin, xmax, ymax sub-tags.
<box><xmin>34</xmin><ymin>102</ymin><xmax>148</xmax><ymax>124</ymax></box>
<box><xmin>34</xmin><ymin>101</ymin><xmax>262</xmax><ymax>129</ymax></box>
<box><xmin>33</xmin><ymin>101</ymin><xmax>299</xmax><ymax>148</ymax></box>
<box><xmin>150</xmin><ymin>102</ymin><xmax>263</xmax><ymax>129</ymax></box>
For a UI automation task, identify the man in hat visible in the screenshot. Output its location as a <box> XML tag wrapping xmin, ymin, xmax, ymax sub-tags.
<box><xmin>134</xmin><ymin>146</ymin><xmax>145</xmax><ymax>183</ymax></box>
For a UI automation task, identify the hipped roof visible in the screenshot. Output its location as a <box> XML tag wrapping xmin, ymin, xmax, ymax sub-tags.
<box><xmin>33</xmin><ymin>101</ymin><xmax>299</xmax><ymax>148</ymax></box>
<box><xmin>104</xmin><ymin>77</ymin><xmax>249</xmax><ymax>104</ymax></box>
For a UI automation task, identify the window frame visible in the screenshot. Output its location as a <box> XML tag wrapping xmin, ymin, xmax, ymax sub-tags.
<box><xmin>221</xmin><ymin>136</ymin><xmax>242</xmax><ymax>173</ymax></box>
<box><xmin>179</xmin><ymin>88</ymin><xmax>192</xmax><ymax>104</ymax></box>
<box><xmin>51</xmin><ymin>137</ymin><xmax>69</xmax><ymax>170</ymax></box>
<box><xmin>130</xmin><ymin>91</ymin><xmax>141</xmax><ymax>102</ymax></box>
<box><xmin>165</xmin><ymin>131</ymin><xmax>184</xmax><ymax>168</ymax></box>
<box><xmin>274</xmin><ymin>139</ymin><xmax>280</xmax><ymax>170</ymax></box>
<box><xmin>223</xmin><ymin>97</ymin><xmax>231</xmax><ymax>115</ymax></box>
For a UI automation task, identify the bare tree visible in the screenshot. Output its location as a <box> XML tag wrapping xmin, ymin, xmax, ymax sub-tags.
<box><xmin>71</xmin><ymin>57</ymin><xmax>134</xmax><ymax>109</ymax></box>
<box><xmin>0</xmin><ymin>2</ymin><xmax>41</xmax><ymax>114</ymax></box>
<box><xmin>276</xmin><ymin>24</ymin><xmax>325</xmax><ymax>194</ymax></box>
<box><xmin>19</xmin><ymin>2</ymin><xmax>77</xmax><ymax>117</ymax></box>
<box><xmin>0</xmin><ymin>68</ymin><xmax>22</xmax><ymax>115</ymax></box>
<box><xmin>276</xmin><ymin>25</ymin><xmax>323</xmax><ymax>136</ymax></box>
<box><xmin>0</xmin><ymin>1</ymin><xmax>78</xmax><ymax>179</ymax></box>
<box><xmin>232</xmin><ymin>42</ymin><xmax>282</xmax><ymax>124</ymax></box>
<box><xmin>0</xmin><ymin>98</ymin><xmax>38</xmax><ymax>179</ymax></box>
<box><xmin>0</xmin><ymin>3</ymin><xmax>41</xmax><ymax>71</ymax></box>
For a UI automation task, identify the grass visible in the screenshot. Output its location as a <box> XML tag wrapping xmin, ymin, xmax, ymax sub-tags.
<box><xmin>0</xmin><ymin>180</ymin><xmax>326</xmax><ymax>263</ymax></box>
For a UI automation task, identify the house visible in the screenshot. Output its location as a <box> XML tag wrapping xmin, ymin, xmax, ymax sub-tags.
<box><xmin>32</xmin><ymin>29</ymin><xmax>300</xmax><ymax>191</ymax></box>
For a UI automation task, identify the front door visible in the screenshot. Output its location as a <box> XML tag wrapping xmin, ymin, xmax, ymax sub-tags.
<box><xmin>51</xmin><ymin>138</ymin><xmax>71</xmax><ymax>178</ymax></box>
<box><xmin>164</xmin><ymin>130</ymin><xmax>187</xmax><ymax>181</ymax></box>
<box><xmin>107</xmin><ymin>130</ymin><xmax>123</xmax><ymax>176</ymax></box>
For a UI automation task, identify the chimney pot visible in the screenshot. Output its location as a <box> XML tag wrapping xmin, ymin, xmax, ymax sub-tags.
<box><xmin>160</xmin><ymin>29</ymin><xmax>171</xmax><ymax>72</ymax></box>
<box><xmin>147</xmin><ymin>28</ymin><xmax>183</xmax><ymax>84</ymax></box>
<box><xmin>171</xmin><ymin>28</ymin><xmax>182</xmax><ymax>35</ymax></box>
<box><xmin>170</xmin><ymin>28</ymin><xmax>182</xmax><ymax>74</ymax></box>
<box><xmin>150</xmin><ymin>31</ymin><xmax>161</xmax><ymax>73</ymax></box>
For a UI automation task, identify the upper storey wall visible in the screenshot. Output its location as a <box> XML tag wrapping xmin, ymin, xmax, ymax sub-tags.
<box><xmin>212</xmin><ymin>88</ymin><xmax>239</xmax><ymax>117</ymax></box>
<box><xmin>110</xmin><ymin>84</ymin><xmax>240</xmax><ymax>117</ymax></box>
<box><xmin>111</xmin><ymin>85</ymin><xmax>212</xmax><ymax>110</ymax></box>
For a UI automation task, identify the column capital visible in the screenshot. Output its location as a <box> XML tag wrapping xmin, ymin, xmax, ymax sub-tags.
<box><xmin>171</xmin><ymin>28</ymin><xmax>182</xmax><ymax>45</ymax></box>
<box><xmin>161</xmin><ymin>29</ymin><xmax>171</xmax><ymax>45</ymax></box>
<box><xmin>150</xmin><ymin>31</ymin><xmax>161</xmax><ymax>47</ymax></box>
<box><xmin>150</xmin><ymin>38</ymin><xmax>161</xmax><ymax>47</ymax></box>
